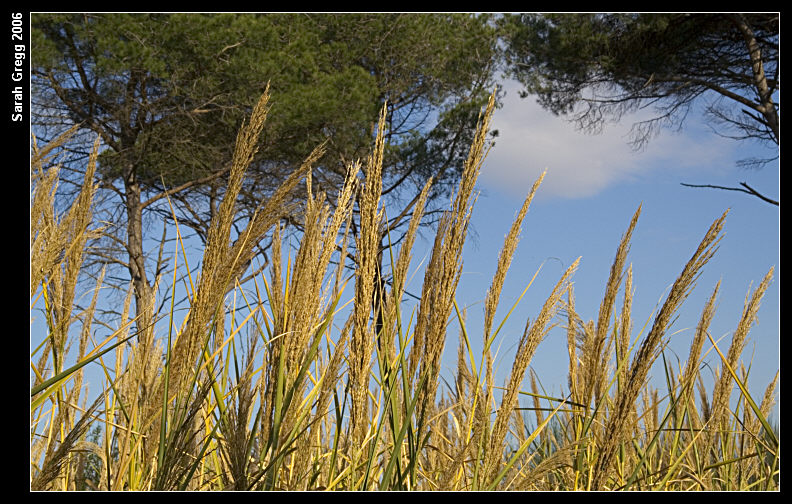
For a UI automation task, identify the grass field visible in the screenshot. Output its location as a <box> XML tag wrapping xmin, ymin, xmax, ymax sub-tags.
<box><xmin>30</xmin><ymin>90</ymin><xmax>778</xmax><ymax>490</ymax></box>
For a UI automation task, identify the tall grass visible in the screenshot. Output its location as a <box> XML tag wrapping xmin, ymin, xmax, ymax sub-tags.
<box><xmin>30</xmin><ymin>89</ymin><xmax>779</xmax><ymax>491</ymax></box>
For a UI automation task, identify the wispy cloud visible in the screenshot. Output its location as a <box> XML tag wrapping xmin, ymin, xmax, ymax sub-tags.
<box><xmin>482</xmin><ymin>80</ymin><xmax>740</xmax><ymax>200</ymax></box>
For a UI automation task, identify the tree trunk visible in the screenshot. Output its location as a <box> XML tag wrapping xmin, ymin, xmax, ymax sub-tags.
<box><xmin>122</xmin><ymin>157</ymin><xmax>164</xmax><ymax>465</ymax></box>
<box><xmin>729</xmin><ymin>14</ymin><xmax>779</xmax><ymax>144</ymax></box>
<box><xmin>123</xmin><ymin>159</ymin><xmax>158</xmax><ymax>431</ymax></box>
<box><xmin>124</xmin><ymin>165</ymin><xmax>154</xmax><ymax>336</ymax></box>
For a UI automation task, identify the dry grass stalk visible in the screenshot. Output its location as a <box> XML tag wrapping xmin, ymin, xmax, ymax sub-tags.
<box><xmin>350</xmin><ymin>103</ymin><xmax>387</xmax><ymax>446</ymax></box>
<box><xmin>379</xmin><ymin>178</ymin><xmax>433</xmax><ymax>364</ymax></box>
<box><xmin>411</xmin><ymin>94</ymin><xmax>498</xmax><ymax>487</ymax></box>
<box><xmin>441</xmin><ymin>167</ymin><xmax>546</xmax><ymax>487</ymax></box>
<box><xmin>530</xmin><ymin>371</ymin><xmax>545</xmax><ymax>447</ymax></box>
<box><xmin>524</xmin><ymin>447</ymin><xmax>577</xmax><ymax>490</ymax></box>
<box><xmin>591</xmin><ymin>209</ymin><xmax>728</xmax><ymax>489</ymax></box>
<box><xmin>31</xmin><ymin>394</ymin><xmax>106</xmax><ymax>490</ymax></box>
<box><xmin>667</xmin><ymin>281</ymin><xmax>721</xmax><ymax>469</ymax></box>
<box><xmin>483</xmin><ymin>170</ymin><xmax>546</xmax><ymax>340</ymax></box>
<box><xmin>30</xmin><ymin>124</ymin><xmax>81</xmax><ymax>171</ymax></box>
<box><xmin>311</xmin><ymin>319</ymin><xmax>350</xmax><ymax>435</ymax></box>
<box><xmin>565</xmin><ymin>287</ymin><xmax>581</xmax><ymax>403</ymax></box>
<box><xmin>616</xmin><ymin>265</ymin><xmax>633</xmax><ymax>390</ymax></box>
<box><xmin>142</xmin><ymin>89</ymin><xmax>324</xmax><ymax>482</ymax></box>
<box><xmin>586</xmin><ymin>205</ymin><xmax>641</xmax><ymax>410</ymax></box>
<box><xmin>707</xmin><ymin>266</ymin><xmax>774</xmax><ymax>457</ymax></box>
<box><xmin>169</xmin><ymin>88</ymin><xmax>320</xmax><ymax>402</ymax></box>
<box><xmin>167</xmin><ymin>90</ymin><xmax>274</xmax><ymax>398</ymax></box>
<box><xmin>277</xmin><ymin>167</ymin><xmax>357</xmax><ymax>485</ymax></box>
<box><xmin>217</xmin><ymin>335</ymin><xmax>260</xmax><ymax>490</ymax></box>
<box><xmin>30</xmin><ymin>133</ymin><xmax>106</xmax><ymax>490</ymax></box>
<box><xmin>756</xmin><ymin>372</ymin><xmax>778</xmax><ymax>430</ymax></box>
<box><xmin>682</xmin><ymin>281</ymin><xmax>720</xmax><ymax>390</ymax></box>
<box><xmin>740</xmin><ymin>371</ymin><xmax>779</xmax><ymax>481</ymax></box>
<box><xmin>483</xmin><ymin>257</ymin><xmax>579</xmax><ymax>484</ymax></box>
<box><xmin>30</xmin><ymin>160</ymin><xmax>61</xmax><ymax>298</ymax></box>
<box><xmin>407</xmin><ymin>214</ymin><xmax>449</xmax><ymax>380</ymax></box>
<box><xmin>31</xmin><ymin>136</ymin><xmax>101</xmax><ymax>371</ymax></box>
<box><xmin>256</xmin><ymin>161</ymin><xmax>357</xmax><ymax>482</ymax></box>
<box><xmin>412</xmin><ymin>92</ymin><xmax>496</xmax><ymax>423</ymax></box>
<box><xmin>436</xmin><ymin>312</ymin><xmax>476</xmax><ymax>490</ymax></box>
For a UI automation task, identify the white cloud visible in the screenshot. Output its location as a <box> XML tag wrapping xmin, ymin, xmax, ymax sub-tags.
<box><xmin>482</xmin><ymin>80</ymin><xmax>740</xmax><ymax>200</ymax></box>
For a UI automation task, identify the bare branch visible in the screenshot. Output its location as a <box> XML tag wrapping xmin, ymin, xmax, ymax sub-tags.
<box><xmin>680</xmin><ymin>181</ymin><xmax>778</xmax><ymax>206</ymax></box>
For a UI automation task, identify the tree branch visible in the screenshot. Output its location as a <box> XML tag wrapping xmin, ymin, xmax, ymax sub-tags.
<box><xmin>680</xmin><ymin>181</ymin><xmax>778</xmax><ymax>206</ymax></box>
<box><xmin>726</xmin><ymin>13</ymin><xmax>779</xmax><ymax>143</ymax></box>
<box><xmin>141</xmin><ymin>166</ymin><xmax>232</xmax><ymax>209</ymax></box>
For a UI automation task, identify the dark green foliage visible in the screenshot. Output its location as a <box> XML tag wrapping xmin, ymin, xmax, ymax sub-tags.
<box><xmin>32</xmin><ymin>13</ymin><xmax>499</xmax><ymax>226</ymax></box>
<box><xmin>500</xmin><ymin>13</ymin><xmax>779</xmax><ymax>151</ymax></box>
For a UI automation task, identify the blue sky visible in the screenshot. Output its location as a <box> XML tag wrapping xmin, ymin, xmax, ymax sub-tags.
<box><xmin>413</xmin><ymin>78</ymin><xmax>780</xmax><ymax>420</ymax></box>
